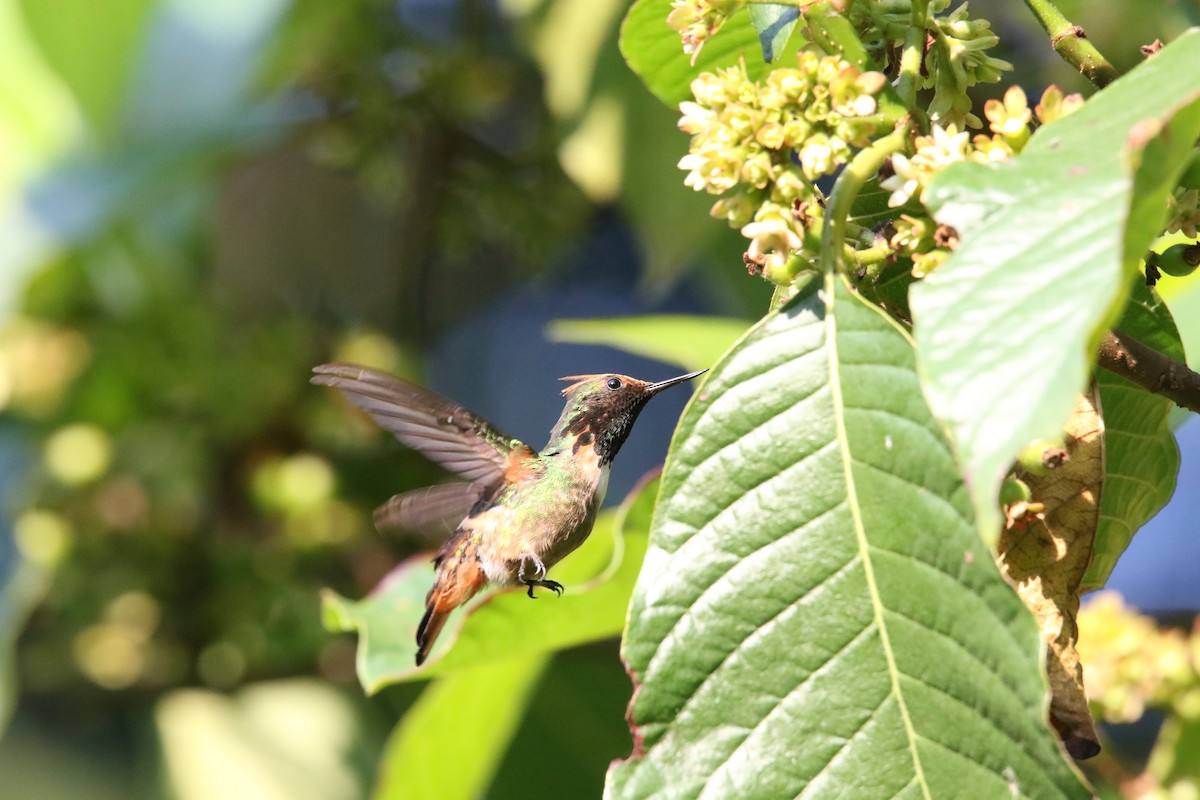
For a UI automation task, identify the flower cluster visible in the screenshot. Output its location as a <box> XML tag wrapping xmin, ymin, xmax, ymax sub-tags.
<box><xmin>923</xmin><ymin>4</ymin><xmax>1013</xmax><ymax>127</ymax></box>
<box><xmin>678</xmin><ymin>54</ymin><xmax>888</xmax><ymax>282</ymax></box>
<box><xmin>1076</xmin><ymin>593</ymin><xmax>1200</xmax><ymax>724</ymax></box>
<box><xmin>666</xmin><ymin>0</ymin><xmax>746</xmax><ymax>64</ymax></box>
<box><xmin>882</xmin><ymin>85</ymin><xmax>1082</xmax><ymax>208</ymax></box>
<box><xmin>881</xmin><ymin>85</ymin><xmax>1083</xmax><ymax>275</ymax></box>
<box><xmin>848</xmin><ymin>0</ymin><xmax>1011</xmax><ymax>128</ymax></box>
<box><xmin>882</xmin><ymin>124</ymin><xmax>972</xmax><ymax>209</ymax></box>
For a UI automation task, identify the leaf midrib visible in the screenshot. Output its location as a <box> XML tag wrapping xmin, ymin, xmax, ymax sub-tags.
<box><xmin>826</xmin><ymin>273</ymin><xmax>933</xmax><ymax>800</ymax></box>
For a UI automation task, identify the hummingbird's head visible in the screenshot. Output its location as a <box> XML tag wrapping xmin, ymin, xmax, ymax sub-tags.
<box><xmin>550</xmin><ymin>369</ymin><xmax>707</xmax><ymax>464</ymax></box>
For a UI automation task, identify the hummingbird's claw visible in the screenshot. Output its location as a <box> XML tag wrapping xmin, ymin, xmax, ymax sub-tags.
<box><xmin>525</xmin><ymin>579</ymin><xmax>564</xmax><ymax>599</ymax></box>
<box><xmin>517</xmin><ymin>553</ymin><xmax>548</xmax><ymax>583</ymax></box>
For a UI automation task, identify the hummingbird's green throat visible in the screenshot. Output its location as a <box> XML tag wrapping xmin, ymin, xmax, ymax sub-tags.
<box><xmin>312</xmin><ymin>364</ymin><xmax>706</xmax><ymax>666</ymax></box>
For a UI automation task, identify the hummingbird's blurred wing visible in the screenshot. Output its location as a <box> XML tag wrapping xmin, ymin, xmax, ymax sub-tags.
<box><xmin>374</xmin><ymin>483</ymin><xmax>485</xmax><ymax>538</ymax></box>
<box><xmin>312</xmin><ymin>363</ymin><xmax>529</xmax><ymax>489</ymax></box>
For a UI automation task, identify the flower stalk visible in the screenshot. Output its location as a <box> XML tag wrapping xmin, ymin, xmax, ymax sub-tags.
<box><xmin>1022</xmin><ymin>0</ymin><xmax>1119</xmax><ymax>88</ymax></box>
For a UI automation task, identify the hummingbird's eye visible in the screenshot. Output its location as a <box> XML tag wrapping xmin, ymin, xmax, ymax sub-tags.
<box><xmin>606</xmin><ymin>377</ymin><xmax>622</xmax><ymax>390</ymax></box>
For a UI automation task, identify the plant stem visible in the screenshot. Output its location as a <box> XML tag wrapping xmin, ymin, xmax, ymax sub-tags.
<box><xmin>820</xmin><ymin>126</ymin><xmax>909</xmax><ymax>276</ymax></box>
<box><xmin>846</xmin><ymin>242</ymin><xmax>891</xmax><ymax>267</ymax></box>
<box><xmin>1098</xmin><ymin>330</ymin><xmax>1200</xmax><ymax>414</ymax></box>
<box><xmin>896</xmin><ymin>0</ymin><xmax>928</xmax><ymax>106</ymax></box>
<box><xmin>1022</xmin><ymin>0</ymin><xmax>1119</xmax><ymax>88</ymax></box>
<box><xmin>803</xmin><ymin>1</ymin><xmax>871</xmax><ymax>68</ymax></box>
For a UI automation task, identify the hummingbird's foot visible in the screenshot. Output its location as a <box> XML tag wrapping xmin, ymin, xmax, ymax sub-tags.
<box><xmin>517</xmin><ymin>552</ymin><xmax>548</xmax><ymax>583</ymax></box>
<box><xmin>517</xmin><ymin>554</ymin><xmax>561</xmax><ymax>598</ymax></box>
<box><xmin>525</xmin><ymin>579</ymin><xmax>564</xmax><ymax>599</ymax></box>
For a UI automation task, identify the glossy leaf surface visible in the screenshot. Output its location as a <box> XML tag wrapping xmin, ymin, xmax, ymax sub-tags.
<box><xmin>608</xmin><ymin>278</ymin><xmax>1088</xmax><ymax>799</ymax></box>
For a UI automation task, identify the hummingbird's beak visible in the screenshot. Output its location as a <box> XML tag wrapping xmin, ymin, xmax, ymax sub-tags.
<box><xmin>646</xmin><ymin>369</ymin><xmax>708</xmax><ymax>395</ymax></box>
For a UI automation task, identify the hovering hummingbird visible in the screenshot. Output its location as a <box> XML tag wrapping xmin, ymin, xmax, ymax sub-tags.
<box><xmin>312</xmin><ymin>363</ymin><xmax>706</xmax><ymax>665</ymax></box>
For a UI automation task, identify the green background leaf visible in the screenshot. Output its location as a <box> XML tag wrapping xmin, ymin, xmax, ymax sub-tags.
<box><xmin>911</xmin><ymin>29</ymin><xmax>1200</xmax><ymax>544</ymax></box>
<box><xmin>1086</xmin><ymin>280</ymin><xmax>1183</xmax><ymax>591</ymax></box>
<box><xmin>748</xmin><ymin>4</ymin><xmax>800</xmax><ymax>63</ymax></box>
<box><xmin>373</xmin><ymin>655</ymin><xmax>549</xmax><ymax>800</ymax></box>
<box><xmin>155</xmin><ymin>680</ymin><xmax>366</xmax><ymax>800</ymax></box>
<box><xmin>619</xmin><ymin>0</ymin><xmax>805</xmax><ymax>109</ymax></box>
<box><xmin>547</xmin><ymin>315</ymin><xmax>748</xmax><ymax>372</ymax></box>
<box><xmin>1148</xmin><ymin>714</ymin><xmax>1200</xmax><ymax>788</ymax></box>
<box><xmin>608</xmin><ymin>278</ymin><xmax>1088</xmax><ymax>799</ymax></box>
<box><xmin>17</xmin><ymin>0</ymin><xmax>157</xmax><ymax>136</ymax></box>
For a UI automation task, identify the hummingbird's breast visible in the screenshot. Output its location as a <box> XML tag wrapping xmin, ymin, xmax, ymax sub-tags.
<box><xmin>467</xmin><ymin>437</ymin><xmax>609</xmax><ymax>586</ymax></box>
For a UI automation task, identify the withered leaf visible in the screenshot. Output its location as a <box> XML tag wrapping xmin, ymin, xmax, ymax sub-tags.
<box><xmin>999</xmin><ymin>385</ymin><xmax>1104</xmax><ymax>761</ymax></box>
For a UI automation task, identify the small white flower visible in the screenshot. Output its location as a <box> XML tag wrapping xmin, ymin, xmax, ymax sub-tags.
<box><xmin>882</xmin><ymin>154</ymin><xmax>919</xmax><ymax>207</ymax></box>
<box><xmin>799</xmin><ymin>139</ymin><xmax>834</xmax><ymax>179</ymax></box>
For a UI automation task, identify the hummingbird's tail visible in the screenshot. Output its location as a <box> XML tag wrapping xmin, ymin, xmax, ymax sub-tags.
<box><xmin>416</xmin><ymin>554</ymin><xmax>487</xmax><ymax>666</ymax></box>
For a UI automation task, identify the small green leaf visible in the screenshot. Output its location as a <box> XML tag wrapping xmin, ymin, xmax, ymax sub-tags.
<box><xmin>619</xmin><ymin>0</ymin><xmax>805</xmax><ymax>108</ymax></box>
<box><xmin>547</xmin><ymin>315</ymin><xmax>748</xmax><ymax>372</ymax></box>
<box><xmin>911</xmin><ymin>29</ymin><xmax>1200</xmax><ymax>544</ymax></box>
<box><xmin>324</xmin><ymin>478</ymin><xmax>657</xmax><ymax>691</ymax></box>
<box><xmin>607</xmin><ymin>278</ymin><xmax>1088</xmax><ymax>799</ymax></box>
<box><xmin>1085</xmin><ymin>280</ymin><xmax>1183</xmax><ymax>591</ymax></box>
<box><xmin>1147</xmin><ymin>713</ymin><xmax>1200</xmax><ymax>787</ymax></box>
<box><xmin>373</xmin><ymin>655</ymin><xmax>549</xmax><ymax>800</ymax></box>
<box><xmin>748</xmin><ymin>5</ymin><xmax>800</xmax><ymax>63</ymax></box>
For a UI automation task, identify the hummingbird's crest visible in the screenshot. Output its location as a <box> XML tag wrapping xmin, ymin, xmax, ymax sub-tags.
<box><xmin>558</xmin><ymin>373</ymin><xmax>635</xmax><ymax>396</ymax></box>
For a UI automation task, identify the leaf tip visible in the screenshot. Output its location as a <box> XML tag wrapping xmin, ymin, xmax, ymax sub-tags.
<box><xmin>319</xmin><ymin>588</ymin><xmax>355</xmax><ymax>633</ymax></box>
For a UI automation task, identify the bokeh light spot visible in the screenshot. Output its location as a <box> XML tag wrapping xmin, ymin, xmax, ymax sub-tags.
<box><xmin>197</xmin><ymin>641</ymin><xmax>247</xmax><ymax>689</ymax></box>
<box><xmin>13</xmin><ymin>509</ymin><xmax>71</xmax><ymax>566</ymax></box>
<box><xmin>44</xmin><ymin>423</ymin><xmax>113</xmax><ymax>485</ymax></box>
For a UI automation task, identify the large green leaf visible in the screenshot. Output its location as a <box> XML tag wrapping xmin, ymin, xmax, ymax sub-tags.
<box><xmin>373</xmin><ymin>655</ymin><xmax>549</xmax><ymax>800</ymax></box>
<box><xmin>2</xmin><ymin>0</ymin><xmax>294</xmax><ymax>292</ymax></box>
<box><xmin>547</xmin><ymin>315</ymin><xmax>748</xmax><ymax>372</ymax></box>
<box><xmin>617</xmin><ymin>76</ymin><xmax>750</xmax><ymax>288</ymax></box>
<box><xmin>530</xmin><ymin>0</ymin><xmax>752</xmax><ymax>290</ymax></box>
<box><xmin>607</xmin><ymin>277</ymin><xmax>1088</xmax><ymax>799</ymax></box>
<box><xmin>1085</xmin><ymin>280</ymin><xmax>1183</xmax><ymax>591</ymax></box>
<box><xmin>17</xmin><ymin>0</ymin><xmax>157</xmax><ymax>135</ymax></box>
<box><xmin>911</xmin><ymin>30</ymin><xmax>1200</xmax><ymax>544</ymax></box>
<box><xmin>323</xmin><ymin>477</ymin><xmax>657</xmax><ymax>691</ymax></box>
<box><xmin>620</xmin><ymin>0</ymin><xmax>805</xmax><ymax>108</ymax></box>
<box><xmin>156</xmin><ymin>680</ymin><xmax>366</xmax><ymax>800</ymax></box>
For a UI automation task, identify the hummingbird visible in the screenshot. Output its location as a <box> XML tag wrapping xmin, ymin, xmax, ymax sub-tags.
<box><xmin>312</xmin><ymin>363</ymin><xmax>706</xmax><ymax>665</ymax></box>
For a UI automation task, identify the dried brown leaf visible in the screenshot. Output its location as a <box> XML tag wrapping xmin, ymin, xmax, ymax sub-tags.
<box><xmin>999</xmin><ymin>386</ymin><xmax>1104</xmax><ymax>760</ymax></box>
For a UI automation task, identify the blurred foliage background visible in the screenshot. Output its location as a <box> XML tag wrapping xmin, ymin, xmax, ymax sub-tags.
<box><xmin>0</xmin><ymin>0</ymin><xmax>1198</xmax><ymax>797</ymax></box>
